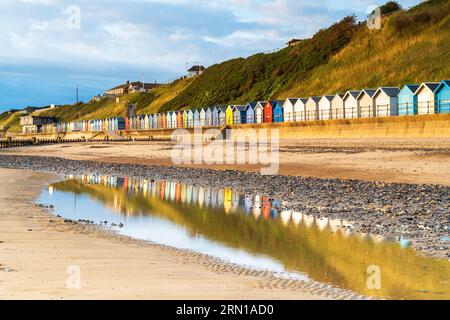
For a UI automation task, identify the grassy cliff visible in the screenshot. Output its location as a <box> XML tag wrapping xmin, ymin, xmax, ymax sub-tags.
<box><xmin>3</xmin><ymin>0</ymin><xmax>449</xmax><ymax>132</ymax></box>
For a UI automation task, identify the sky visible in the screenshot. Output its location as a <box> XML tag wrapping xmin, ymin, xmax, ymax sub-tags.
<box><xmin>0</xmin><ymin>0</ymin><xmax>422</xmax><ymax>110</ymax></box>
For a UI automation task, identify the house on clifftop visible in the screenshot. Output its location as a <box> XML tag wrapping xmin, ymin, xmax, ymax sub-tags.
<box><xmin>105</xmin><ymin>81</ymin><xmax>161</xmax><ymax>96</ymax></box>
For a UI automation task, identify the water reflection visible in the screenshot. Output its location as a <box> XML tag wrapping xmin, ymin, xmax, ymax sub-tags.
<box><xmin>39</xmin><ymin>174</ymin><xmax>450</xmax><ymax>300</ymax></box>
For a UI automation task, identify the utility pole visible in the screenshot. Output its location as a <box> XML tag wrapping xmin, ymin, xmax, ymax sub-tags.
<box><xmin>76</xmin><ymin>84</ymin><xmax>79</xmax><ymax>103</ymax></box>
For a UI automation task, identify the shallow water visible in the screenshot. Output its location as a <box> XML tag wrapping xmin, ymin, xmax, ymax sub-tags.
<box><xmin>38</xmin><ymin>175</ymin><xmax>450</xmax><ymax>299</ymax></box>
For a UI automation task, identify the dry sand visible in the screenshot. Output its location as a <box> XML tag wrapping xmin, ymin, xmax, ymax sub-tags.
<box><xmin>2</xmin><ymin>137</ymin><xmax>450</xmax><ymax>185</ymax></box>
<box><xmin>0</xmin><ymin>168</ymin><xmax>353</xmax><ymax>300</ymax></box>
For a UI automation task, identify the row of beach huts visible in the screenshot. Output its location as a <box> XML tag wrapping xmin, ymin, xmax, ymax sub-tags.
<box><xmin>40</xmin><ymin>80</ymin><xmax>450</xmax><ymax>134</ymax></box>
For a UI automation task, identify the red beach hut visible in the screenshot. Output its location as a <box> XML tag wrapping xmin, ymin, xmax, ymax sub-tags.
<box><xmin>264</xmin><ymin>101</ymin><xmax>274</xmax><ymax>123</ymax></box>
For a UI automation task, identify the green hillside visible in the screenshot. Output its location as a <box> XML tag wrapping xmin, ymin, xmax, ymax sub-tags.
<box><xmin>3</xmin><ymin>0</ymin><xmax>449</xmax><ymax>132</ymax></box>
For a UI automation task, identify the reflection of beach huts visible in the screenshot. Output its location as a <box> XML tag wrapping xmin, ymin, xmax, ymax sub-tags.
<box><xmin>434</xmin><ymin>80</ymin><xmax>450</xmax><ymax>114</ymax></box>
<box><xmin>244</xmin><ymin>194</ymin><xmax>253</xmax><ymax>213</ymax></box>
<box><xmin>398</xmin><ymin>84</ymin><xmax>420</xmax><ymax>115</ymax></box>
<box><xmin>291</xmin><ymin>211</ymin><xmax>302</xmax><ymax>225</ymax></box>
<box><xmin>357</xmin><ymin>89</ymin><xmax>376</xmax><ymax>118</ymax></box>
<box><xmin>343</xmin><ymin>91</ymin><xmax>360</xmax><ymax>119</ymax></box>
<box><xmin>415</xmin><ymin>82</ymin><xmax>439</xmax><ymax>115</ymax></box>
<box><xmin>316</xmin><ymin>217</ymin><xmax>329</xmax><ymax>231</ymax></box>
<box><xmin>280</xmin><ymin>210</ymin><xmax>291</xmax><ymax>225</ymax></box>
<box><xmin>302</xmin><ymin>214</ymin><xmax>315</xmax><ymax>228</ymax></box>
<box><xmin>261</xmin><ymin>197</ymin><xmax>271</xmax><ymax>219</ymax></box>
<box><xmin>223</xmin><ymin>189</ymin><xmax>233</xmax><ymax>213</ymax></box>
<box><xmin>318</xmin><ymin>95</ymin><xmax>334</xmax><ymax>120</ymax></box>
<box><xmin>252</xmin><ymin>195</ymin><xmax>261</xmax><ymax>219</ymax></box>
<box><xmin>373</xmin><ymin>87</ymin><xmax>400</xmax><ymax>117</ymax></box>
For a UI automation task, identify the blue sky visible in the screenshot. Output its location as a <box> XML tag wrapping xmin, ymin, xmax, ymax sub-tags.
<box><xmin>0</xmin><ymin>0</ymin><xmax>421</xmax><ymax>111</ymax></box>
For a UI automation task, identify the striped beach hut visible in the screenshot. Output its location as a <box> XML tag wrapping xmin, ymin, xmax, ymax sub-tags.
<box><xmin>415</xmin><ymin>82</ymin><xmax>440</xmax><ymax>115</ymax></box>
<box><xmin>263</xmin><ymin>101</ymin><xmax>274</xmax><ymax>123</ymax></box>
<box><xmin>283</xmin><ymin>98</ymin><xmax>298</xmax><ymax>122</ymax></box>
<box><xmin>245</xmin><ymin>102</ymin><xmax>257</xmax><ymax>124</ymax></box>
<box><xmin>200</xmin><ymin>108</ymin><xmax>206</xmax><ymax>127</ymax></box>
<box><xmin>193</xmin><ymin>109</ymin><xmax>201</xmax><ymax>127</ymax></box>
<box><xmin>205</xmin><ymin>108</ymin><xmax>213</xmax><ymax>126</ymax></box>
<box><xmin>357</xmin><ymin>89</ymin><xmax>376</xmax><ymax>118</ymax></box>
<box><xmin>305</xmin><ymin>96</ymin><xmax>321</xmax><ymax>121</ymax></box>
<box><xmin>343</xmin><ymin>91</ymin><xmax>361</xmax><ymax>119</ymax></box>
<box><xmin>373</xmin><ymin>87</ymin><xmax>400</xmax><ymax>117</ymax></box>
<box><xmin>273</xmin><ymin>100</ymin><xmax>284</xmax><ymax>123</ymax></box>
<box><xmin>226</xmin><ymin>105</ymin><xmax>234</xmax><ymax>125</ymax></box>
<box><xmin>398</xmin><ymin>84</ymin><xmax>420</xmax><ymax>115</ymax></box>
<box><xmin>435</xmin><ymin>80</ymin><xmax>450</xmax><ymax>114</ymax></box>
<box><xmin>254</xmin><ymin>101</ymin><xmax>265</xmax><ymax>123</ymax></box>
<box><xmin>318</xmin><ymin>95</ymin><xmax>334</xmax><ymax>120</ymax></box>
<box><xmin>233</xmin><ymin>105</ymin><xmax>246</xmax><ymax>124</ymax></box>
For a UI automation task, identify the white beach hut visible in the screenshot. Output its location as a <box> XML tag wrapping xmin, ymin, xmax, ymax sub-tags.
<box><xmin>318</xmin><ymin>95</ymin><xmax>334</xmax><ymax>120</ymax></box>
<box><xmin>254</xmin><ymin>102</ymin><xmax>265</xmax><ymax>123</ymax></box>
<box><xmin>193</xmin><ymin>109</ymin><xmax>200</xmax><ymax>127</ymax></box>
<box><xmin>283</xmin><ymin>98</ymin><xmax>298</xmax><ymax>122</ymax></box>
<box><xmin>373</xmin><ymin>87</ymin><xmax>400</xmax><ymax>117</ymax></box>
<box><xmin>205</xmin><ymin>108</ymin><xmax>213</xmax><ymax>126</ymax></box>
<box><xmin>305</xmin><ymin>96</ymin><xmax>321</xmax><ymax>121</ymax></box>
<box><xmin>415</xmin><ymin>82</ymin><xmax>440</xmax><ymax>115</ymax></box>
<box><xmin>357</xmin><ymin>89</ymin><xmax>377</xmax><ymax>118</ymax></box>
<box><xmin>343</xmin><ymin>91</ymin><xmax>361</xmax><ymax>119</ymax></box>
<box><xmin>200</xmin><ymin>108</ymin><xmax>206</xmax><ymax>127</ymax></box>
<box><xmin>331</xmin><ymin>93</ymin><xmax>345</xmax><ymax>119</ymax></box>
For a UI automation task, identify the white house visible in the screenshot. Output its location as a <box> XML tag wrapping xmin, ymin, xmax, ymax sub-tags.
<box><xmin>318</xmin><ymin>95</ymin><xmax>334</xmax><ymax>120</ymax></box>
<box><xmin>357</xmin><ymin>89</ymin><xmax>377</xmax><ymax>118</ymax></box>
<box><xmin>305</xmin><ymin>96</ymin><xmax>321</xmax><ymax>121</ymax></box>
<box><xmin>415</xmin><ymin>82</ymin><xmax>440</xmax><ymax>115</ymax></box>
<box><xmin>373</xmin><ymin>87</ymin><xmax>400</xmax><ymax>117</ymax></box>
<box><xmin>331</xmin><ymin>93</ymin><xmax>345</xmax><ymax>119</ymax></box>
<box><xmin>343</xmin><ymin>91</ymin><xmax>361</xmax><ymax>119</ymax></box>
<box><xmin>283</xmin><ymin>98</ymin><xmax>298</xmax><ymax>122</ymax></box>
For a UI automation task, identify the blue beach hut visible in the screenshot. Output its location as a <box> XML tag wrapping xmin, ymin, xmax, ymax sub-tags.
<box><xmin>273</xmin><ymin>100</ymin><xmax>284</xmax><ymax>123</ymax></box>
<box><xmin>398</xmin><ymin>84</ymin><xmax>420</xmax><ymax>115</ymax></box>
<box><xmin>435</xmin><ymin>80</ymin><xmax>450</xmax><ymax>114</ymax></box>
<box><xmin>233</xmin><ymin>105</ymin><xmax>246</xmax><ymax>124</ymax></box>
<box><xmin>245</xmin><ymin>102</ymin><xmax>257</xmax><ymax>124</ymax></box>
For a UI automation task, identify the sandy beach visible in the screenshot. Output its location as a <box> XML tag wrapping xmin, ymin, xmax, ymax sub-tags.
<box><xmin>0</xmin><ymin>168</ymin><xmax>362</xmax><ymax>300</ymax></box>
<box><xmin>2</xmin><ymin>137</ymin><xmax>450</xmax><ymax>186</ymax></box>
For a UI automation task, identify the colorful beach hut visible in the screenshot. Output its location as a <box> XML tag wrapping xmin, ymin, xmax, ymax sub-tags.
<box><xmin>170</xmin><ymin>111</ymin><xmax>178</xmax><ymax>128</ymax></box>
<box><xmin>181</xmin><ymin>110</ymin><xmax>188</xmax><ymax>127</ymax></box>
<box><xmin>187</xmin><ymin>110</ymin><xmax>194</xmax><ymax>127</ymax></box>
<box><xmin>200</xmin><ymin>108</ymin><xmax>206</xmax><ymax>127</ymax></box>
<box><xmin>205</xmin><ymin>108</ymin><xmax>213</xmax><ymax>126</ymax></box>
<box><xmin>218</xmin><ymin>107</ymin><xmax>227</xmax><ymax>125</ymax></box>
<box><xmin>161</xmin><ymin>113</ymin><xmax>167</xmax><ymax>129</ymax></box>
<box><xmin>357</xmin><ymin>89</ymin><xmax>376</xmax><ymax>118</ymax></box>
<box><xmin>176</xmin><ymin>111</ymin><xmax>182</xmax><ymax>128</ymax></box>
<box><xmin>254</xmin><ymin>102</ymin><xmax>265</xmax><ymax>123</ymax></box>
<box><xmin>435</xmin><ymin>80</ymin><xmax>450</xmax><ymax>114</ymax></box>
<box><xmin>373</xmin><ymin>87</ymin><xmax>400</xmax><ymax>117</ymax></box>
<box><xmin>193</xmin><ymin>109</ymin><xmax>201</xmax><ymax>127</ymax></box>
<box><xmin>398</xmin><ymin>84</ymin><xmax>420</xmax><ymax>115</ymax></box>
<box><xmin>226</xmin><ymin>105</ymin><xmax>234</xmax><ymax>125</ymax></box>
<box><xmin>263</xmin><ymin>101</ymin><xmax>274</xmax><ymax>123</ymax></box>
<box><xmin>415</xmin><ymin>82</ymin><xmax>439</xmax><ymax>115</ymax></box>
<box><xmin>273</xmin><ymin>100</ymin><xmax>284</xmax><ymax>123</ymax></box>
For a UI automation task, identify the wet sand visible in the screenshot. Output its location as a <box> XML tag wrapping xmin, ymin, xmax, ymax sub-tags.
<box><xmin>0</xmin><ymin>168</ymin><xmax>363</xmax><ymax>300</ymax></box>
<box><xmin>2</xmin><ymin>137</ymin><xmax>450</xmax><ymax>186</ymax></box>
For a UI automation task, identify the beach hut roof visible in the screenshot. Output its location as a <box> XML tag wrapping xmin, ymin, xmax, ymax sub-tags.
<box><xmin>434</xmin><ymin>80</ymin><xmax>450</xmax><ymax>93</ymax></box>
<box><xmin>415</xmin><ymin>82</ymin><xmax>440</xmax><ymax>94</ymax></box>
<box><xmin>321</xmin><ymin>95</ymin><xmax>335</xmax><ymax>102</ymax></box>
<box><xmin>309</xmin><ymin>96</ymin><xmax>322</xmax><ymax>103</ymax></box>
<box><xmin>246</xmin><ymin>101</ymin><xmax>258</xmax><ymax>109</ymax></box>
<box><xmin>344</xmin><ymin>91</ymin><xmax>361</xmax><ymax>100</ymax></box>
<box><xmin>298</xmin><ymin>98</ymin><xmax>309</xmax><ymax>104</ymax></box>
<box><xmin>357</xmin><ymin>89</ymin><xmax>377</xmax><ymax>100</ymax></box>
<box><xmin>375</xmin><ymin>87</ymin><xmax>401</xmax><ymax>98</ymax></box>
<box><xmin>274</xmin><ymin>100</ymin><xmax>285</xmax><ymax>107</ymax></box>
<box><xmin>233</xmin><ymin>105</ymin><xmax>246</xmax><ymax>112</ymax></box>
<box><xmin>287</xmin><ymin>98</ymin><xmax>298</xmax><ymax>105</ymax></box>
<box><xmin>402</xmin><ymin>84</ymin><xmax>420</xmax><ymax>94</ymax></box>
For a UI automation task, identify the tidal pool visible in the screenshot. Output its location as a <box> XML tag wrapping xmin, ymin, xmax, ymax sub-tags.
<box><xmin>38</xmin><ymin>175</ymin><xmax>450</xmax><ymax>299</ymax></box>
